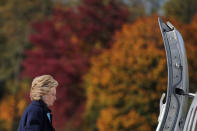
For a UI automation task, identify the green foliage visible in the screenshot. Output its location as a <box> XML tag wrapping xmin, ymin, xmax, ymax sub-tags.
<box><xmin>163</xmin><ymin>0</ymin><xmax>197</xmax><ymax>23</ymax></box>
<box><xmin>0</xmin><ymin>0</ymin><xmax>52</xmax><ymax>130</ymax></box>
<box><xmin>0</xmin><ymin>0</ymin><xmax>52</xmax><ymax>82</ymax></box>
<box><xmin>0</xmin><ymin>120</ymin><xmax>7</xmax><ymax>131</ymax></box>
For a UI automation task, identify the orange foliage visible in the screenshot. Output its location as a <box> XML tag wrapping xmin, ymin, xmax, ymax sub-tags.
<box><xmin>0</xmin><ymin>82</ymin><xmax>28</xmax><ymax>130</ymax></box>
<box><xmin>0</xmin><ymin>95</ymin><xmax>15</xmax><ymax>129</ymax></box>
<box><xmin>84</xmin><ymin>14</ymin><xmax>197</xmax><ymax>130</ymax></box>
<box><xmin>97</xmin><ymin>107</ymin><xmax>151</xmax><ymax>131</ymax></box>
<box><xmin>84</xmin><ymin>15</ymin><xmax>185</xmax><ymax>130</ymax></box>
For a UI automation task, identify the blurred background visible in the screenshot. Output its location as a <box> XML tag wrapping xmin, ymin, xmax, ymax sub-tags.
<box><xmin>1</xmin><ymin>0</ymin><xmax>197</xmax><ymax>130</ymax></box>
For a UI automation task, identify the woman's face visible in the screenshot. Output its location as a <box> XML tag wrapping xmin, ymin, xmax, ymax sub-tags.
<box><xmin>43</xmin><ymin>87</ymin><xmax>56</xmax><ymax>107</ymax></box>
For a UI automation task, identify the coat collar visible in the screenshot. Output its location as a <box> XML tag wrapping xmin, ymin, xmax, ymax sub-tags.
<box><xmin>32</xmin><ymin>100</ymin><xmax>51</xmax><ymax>113</ymax></box>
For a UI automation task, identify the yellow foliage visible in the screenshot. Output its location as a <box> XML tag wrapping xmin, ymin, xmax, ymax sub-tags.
<box><xmin>97</xmin><ymin>107</ymin><xmax>151</xmax><ymax>131</ymax></box>
<box><xmin>0</xmin><ymin>81</ymin><xmax>28</xmax><ymax>130</ymax></box>
<box><xmin>0</xmin><ymin>94</ymin><xmax>27</xmax><ymax>130</ymax></box>
<box><xmin>0</xmin><ymin>96</ymin><xmax>15</xmax><ymax>125</ymax></box>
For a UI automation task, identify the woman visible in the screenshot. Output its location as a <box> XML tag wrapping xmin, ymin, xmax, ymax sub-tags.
<box><xmin>18</xmin><ymin>75</ymin><xmax>58</xmax><ymax>131</ymax></box>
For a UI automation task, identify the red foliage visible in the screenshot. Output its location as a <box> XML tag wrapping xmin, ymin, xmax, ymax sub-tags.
<box><xmin>23</xmin><ymin>19</ymin><xmax>89</xmax><ymax>127</ymax></box>
<box><xmin>54</xmin><ymin>0</ymin><xmax>129</xmax><ymax>48</ymax></box>
<box><xmin>22</xmin><ymin>0</ymin><xmax>130</xmax><ymax>129</ymax></box>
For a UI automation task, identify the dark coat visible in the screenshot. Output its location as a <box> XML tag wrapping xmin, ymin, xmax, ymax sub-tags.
<box><xmin>18</xmin><ymin>100</ymin><xmax>55</xmax><ymax>131</ymax></box>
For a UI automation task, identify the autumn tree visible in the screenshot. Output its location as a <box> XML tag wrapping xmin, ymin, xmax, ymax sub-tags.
<box><xmin>83</xmin><ymin>14</ymin><xmax>197</xmax><ymax>130</ymax></box>
<box><xmin>23</xmin><ymin>19</ymin><xmax>89</xmax><ymax>128</ymax></box>
<box><xmin>55</xmin><ymin>0</ymin><xmax>130</xmax><ymax>48</ymax></box>
<box><xmin>83</xmin><ymin>15</ymin><xmax>176</xmax><ymax>130</ymax></box>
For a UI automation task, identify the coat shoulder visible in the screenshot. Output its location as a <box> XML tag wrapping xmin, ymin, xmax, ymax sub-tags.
<box><xmin>27</xmin><ymin>101</ymin><xmax>43</xmax><ymax>111</ymax></box>
<box><xmin>18</xmin><ymin>101</ymin><xmax>45</xmax><ymax>131</ymax></box>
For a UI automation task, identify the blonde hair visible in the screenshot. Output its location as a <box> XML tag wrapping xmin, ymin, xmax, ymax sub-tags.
<box><xmin>30</xmin><ymin>75</ymin><xmax>58</xmax><ymax>101</ymax></box>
